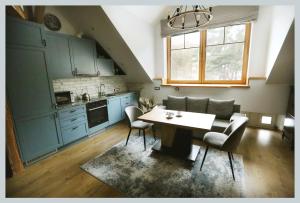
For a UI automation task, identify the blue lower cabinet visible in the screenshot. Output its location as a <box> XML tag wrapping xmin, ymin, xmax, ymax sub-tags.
<box><xmin>58</xmin><ymin>105</ymin><xmax>88</xmax><ymax>145</ymax></box>
<box><xmin>107</xmin><ymin>97</ymin><xmax>122</xmax><ymax>125</ymax></box>
<box><xmin>15</xmin><ymin>113</ymin><xmax>62</xmax><ymax>163</ymax></box>
<box><xmin>121</xmin><ymin>96</ymin><xmax>130</xmax><ymax>119</ymax></box>
<box><xmin>107</xmin><ymin>92</ymin><xmax>139</xmax><ymax>126</ymax></box>
<box><xmin>61</xmin><ymin>122</ymin><xmax>88</xmax><ymax>145</ymax></box>
<box><xmin>129</xmin><ymin>93</ymin><xmax>138</xmax><ymax>106</ymax></box>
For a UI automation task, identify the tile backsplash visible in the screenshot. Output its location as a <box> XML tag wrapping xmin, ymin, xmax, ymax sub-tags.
<box><xmin>52</xmin><ymin>76</ymin><xmax>128</xmax><ymax>100</ymax></box>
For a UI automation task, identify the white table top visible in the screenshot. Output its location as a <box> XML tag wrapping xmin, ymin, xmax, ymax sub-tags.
<box><xmin>138</xmin><ymin>108</ymin><xmax>215</xmax><ymax>130</ymax></box>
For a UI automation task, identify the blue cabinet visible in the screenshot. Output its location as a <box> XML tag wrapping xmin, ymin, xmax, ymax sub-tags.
<box><xmin>58</xmin><ymin>105</ymin><xmax>88</xmax><ymax>145</ymax></box>
<box><xmin>6</xmin><ymin>17</ymin><xmax>62</xmax><ymax>163</ymax></box>
<box><xmin>121</xmin><ymin>95</ymin><xmax>131</xmax><ymax>119</ymax></box>
<box><xmin>46</xmin><ymin>32</ymin><xmax>73</xmax><ymax>79</ymax></box>
<box><xmin>107</xmin><ymin>97</ymin><xmax>122</xmax><ymax>125</ymax></box>
<box><xmin>107</xmin><ymin>93</ymin><xmax>139</xmax><ymax>125</ymax></box>
<box><xmin>15</xmin><ymin>114</ymin><xmax>62</xmax><ymax>162</ymax></box>
<box><xmin>6</xmin><ymin>17</ymin><xmax>46</xmax><ymax>48</ymax></box>
<box><xmin>6</xmin><ymin>47</ymin><xmax>55</xmax><ymax>120</ymax></box>
<box><xmin>69</xmin><ymin>37</ymin><xmax>97</xmax><ymax>75</ymax></box>
<box><xmin>96</xmin><ymin>58</ymin><xmax>115</xmax><ymax>76</ymax></box>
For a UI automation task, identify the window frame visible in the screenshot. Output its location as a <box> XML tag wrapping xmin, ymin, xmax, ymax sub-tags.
<box><xmin>166</xmin><ymin>23</ymin><xmax>251</xmax><ymax>85</ymax></box>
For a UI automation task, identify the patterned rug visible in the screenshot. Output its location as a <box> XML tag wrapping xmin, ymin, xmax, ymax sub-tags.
<box><xmin>81</xmin><ymin>134</ymin><xmax>245</xmax><ymax>197</ymax></box>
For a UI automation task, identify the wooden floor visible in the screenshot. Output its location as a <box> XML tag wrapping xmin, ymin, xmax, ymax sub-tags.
<box><xmin>6</xmin><ymin>122</ymin><xmax>294</xmax><ymax>197</ymax></box>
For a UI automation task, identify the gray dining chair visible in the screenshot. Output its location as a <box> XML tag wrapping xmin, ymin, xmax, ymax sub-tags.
<box><xmin>125</xmin><ymin>106</ymin><xmax>156</xmax><ymax>150</ymax></box>
<box><xmin>199</xmin><ymin>117</ymin><xmax>248</xmax><ymax>181</ymax></box>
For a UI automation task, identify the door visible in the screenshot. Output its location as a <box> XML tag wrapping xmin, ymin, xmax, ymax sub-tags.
<box><xmin>15</xmin><ymin>114</ymin><xmax>62</xmax><ymax>162</ymax></box>
<box><xmin>69</xmin><ymin>37</ymin><xmax>97</xmax><ymax>75</ymax></box>
<box><xmin>107</xmin><ymin>97</ymin><xmax>122</xmax><ymax>125</ymax></box>
<box><xmin>6</xmin><ymin>47</ymin><xmax>55</xmax><ymax>120</ymax></box>
<box><xmin>97</xmin><ymin>58</ymin><xmax>114</xmax><ymax>76</ymax></box>
<box><xmin>46</xmin><ymin>32</ymin><xmax>73</xmax><ymax>79</ymax></box>
<box><xmin>6</xmin><ymin>17</ymin><xmax>45</xmax><ymax>48</ymax></box>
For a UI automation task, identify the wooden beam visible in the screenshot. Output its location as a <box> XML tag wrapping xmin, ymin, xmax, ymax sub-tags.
<box><xmin>24</xmin><ymin>6</ymin><xmax>34</xmax><ymax>21</ymax></box>
<box><xmin>6</xmin><ymin>6</ymin><xmax>27</xmax><ymax>20</ymax></box>
<box><xmin>6</xmin><ymin>102</ymin><xmax>24</xmax><ymax>176</ymax></box>
<box><xmin>34</xmin><ymin>6</ymin><xmax>45</xmax><ymax>23</ymax></box>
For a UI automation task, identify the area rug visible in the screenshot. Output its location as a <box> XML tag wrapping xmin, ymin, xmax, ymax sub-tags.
<box><xmin>81</xmin><ymin>134</ymin><xmax>245</xmax><ymax>197</ymax></box>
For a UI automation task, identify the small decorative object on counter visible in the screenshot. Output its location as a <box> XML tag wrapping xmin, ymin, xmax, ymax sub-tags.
<box><xmin>81</xmin><ymin>93</ymin><xmax>90</xmax><ymax>101</ymax></box>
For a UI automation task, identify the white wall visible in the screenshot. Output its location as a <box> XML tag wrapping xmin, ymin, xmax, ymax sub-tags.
<box><xmin>265</xmin><ymin>6</ymin><xmax>294</xmax><ymax>77</ymax></box>
<box><xmin>128</xmin><ymin>79</ymin><xmax>290</xmax><ymax>114</ymax></box>
<box><xmin>102</xmin><ymin>6</ymin><xmax>156</xmax><ymax>79</ymax></box>
<box><xmin>44</xmin><ymin>6</ymin><xmax>78</xmax><ymax>35</ymax></box>
<box><xmin>247</xmin><ymin>6</ymin><xmax>272</xmax><ymax>77</ymax></box>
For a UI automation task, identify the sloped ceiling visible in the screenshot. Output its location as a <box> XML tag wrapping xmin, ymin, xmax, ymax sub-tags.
<box><xmin>266</xmin><ymin>21</ymin><xmax>294</xmax><ymax>84</ymax></box>
<box><xmin>52</xmin><ymin>6</ymin><xmax>152</xmax><ymax>83</ymax></box>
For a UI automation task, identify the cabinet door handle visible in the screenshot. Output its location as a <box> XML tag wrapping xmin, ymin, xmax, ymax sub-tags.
<box><xmin>42</xmin><ymin>39</ymin><xmax>47</xmax><ymax>47</ymax></box>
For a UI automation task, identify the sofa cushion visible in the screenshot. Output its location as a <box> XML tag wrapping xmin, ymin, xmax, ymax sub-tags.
<box><xmin>186</xmin><ymin>97</ymin><xmax>209</xmax><ymax>113</ymax></box>
<box><xmin>207</xmin><ymin>99</ymin><xmax>235</xmax><ymax>119</ymax></box>
<box><xmin>167</xmin><ymin>96</ymin><xmax>186</xmax><ymax>111</ymax></box>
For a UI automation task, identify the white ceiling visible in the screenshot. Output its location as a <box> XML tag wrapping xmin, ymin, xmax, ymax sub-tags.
<box><xmin>117</xmin><ymin>6</ymin><xmax>173</xmax><ymax>25</ymax></box>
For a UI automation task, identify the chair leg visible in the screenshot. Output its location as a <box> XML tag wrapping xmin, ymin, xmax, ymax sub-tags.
<box><xmin>228</xmin><ymin>152</ymin><xmax>235</xmax><ymax>181</ymax></box>
<box><xmin>230</xmin><ymin>152</ymin><xmax>234</xmax><ymax>161</ymax></box>
<box><xmin>139</xmin><ymin>129</ymin><xmax>141</xmax><ymax>136</ymax></box>
<box><xmin>200</xmin><ymin>146</ymin><xmax>209</xmax><ymax>171</ymax></box>
<box><xmin>125</xmin><ymin>128</ymin><xmax>132</xmax><ymax>146</ymax></box>
<box><xmin>143</xmin><ymin>129</ymin><xmax>146</xmax><ymax>151</ymax></box>
<box><xmin>152</xmin><ymin>126</ymin><xmax>157</xmax><ymax>141</ymax></box>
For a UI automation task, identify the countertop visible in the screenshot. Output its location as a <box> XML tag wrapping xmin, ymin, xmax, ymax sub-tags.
<box><xmin>56</xmin><ymin>91</ymin><xmax>136</xmax><ymax>110</ymax></box>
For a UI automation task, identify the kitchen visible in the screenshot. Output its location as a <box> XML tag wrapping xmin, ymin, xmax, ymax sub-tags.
<box><xmin>6</xmin><ymin>14</ymin><xmax>138</xmax><ymax>165</ymax></box>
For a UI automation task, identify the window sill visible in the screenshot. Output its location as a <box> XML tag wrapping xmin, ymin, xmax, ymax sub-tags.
<box><xmin>161</xmin><ymin>83</ymin><xmax>250</xmax><ymax>88</ymax></box>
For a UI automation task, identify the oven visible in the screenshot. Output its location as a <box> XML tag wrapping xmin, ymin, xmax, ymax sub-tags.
<box><xmin>86</xmin><ymin>100</ymin><xmax>108</xmax><ymax>128</ymax></box>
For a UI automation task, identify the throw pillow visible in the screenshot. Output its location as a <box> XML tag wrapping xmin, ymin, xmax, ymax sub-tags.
<box><xmin>167</xmin><ymin>96</ymin><xmax>186</xmax><ymax>111</ymax></box>
<box><xmin>207</xmin><ymin>99</ymin><xmax>235</xmax><ymax>119</ymax></box>
<box><xmin>186</xmin><ymin>97</ymin><xmax>209</xmax><ymax>113</ymax></box>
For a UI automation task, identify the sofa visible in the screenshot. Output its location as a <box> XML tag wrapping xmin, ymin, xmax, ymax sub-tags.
<box><xmin>162</xmin><ymin>96</ymin><xmax>246</xmax><ymax>139</ymax></box>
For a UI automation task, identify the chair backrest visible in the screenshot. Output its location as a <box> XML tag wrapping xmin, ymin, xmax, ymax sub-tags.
<box><xmin>125</xmin><ymin>106</ymin><xmax>144</xmax><ymax>126</ymax></box>
<box><xmin>222</xmin><ymin>117</ymin><xmax>248</xmax><ymax>152</ymax></box>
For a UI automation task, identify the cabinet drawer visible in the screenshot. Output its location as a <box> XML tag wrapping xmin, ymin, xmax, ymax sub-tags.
<box><xmin>60</xmin><ymin>113</ymin><xmax>87</xmax><ymax>128</ymax></box>
<box><xmin>58</xmin><ymin>105</ymin><xmax>86</xmax><ymax>119</ymax></box>
<box><xmin>61</xmin><ymin>122</ymin><xmax>87</xmax><ymax>145</ymax></box>
<box><xmin>121</xmin><ymin>96</ymin><xmax>130</xmax><ymax>107</ymax></box>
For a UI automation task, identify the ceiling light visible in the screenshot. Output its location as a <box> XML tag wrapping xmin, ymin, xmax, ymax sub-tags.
<box><xmin>167</xmin><ymin>5</ymin><xmax>213</xmax><ymax>30</ymax></box>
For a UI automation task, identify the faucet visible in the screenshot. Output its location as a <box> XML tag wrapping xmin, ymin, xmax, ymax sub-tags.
<box><xmin>99</xmin><ymin>84</ymin><xmax>105</xmax><ymax>96</ymax></box>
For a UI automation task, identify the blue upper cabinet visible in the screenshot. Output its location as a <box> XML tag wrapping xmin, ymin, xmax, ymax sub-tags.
<box><xmin>6</xmin><ymin>17</ymin><xmax>46</xmax><ymax>48</ymax></box>
<box><xmin>69</xmin><ymin>37</ymin><xmax>97</xmax><ymax>75</ymax></box>
<box><xmin>96</xmin><ymin>58</ymin><xmax>115</xmax><ymax>76</ymax></box>
<box><xmin>46</xmin><ymin>32</ymin><xmax>73</xmax><ymax>79</ymax></box>
<box><xmin>6</xmin><ymin>46</ymin><xmax>55</xmax><ymax>119</ymax></box>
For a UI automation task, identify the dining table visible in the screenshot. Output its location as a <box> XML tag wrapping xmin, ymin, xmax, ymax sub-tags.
<box><xmin>138</xmin><ymin>108</ymin><xmax>216</xmax><ymax>161</ymax></box>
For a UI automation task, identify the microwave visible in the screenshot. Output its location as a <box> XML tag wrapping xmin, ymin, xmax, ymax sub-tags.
<box><xmin>55</xmin><ymin>91</ymin><xmax>72</xmax><ymax>106</ymax></box>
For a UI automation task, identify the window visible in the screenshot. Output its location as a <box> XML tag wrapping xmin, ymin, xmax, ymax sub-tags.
<box><xmin>261</xmin><ymin>116</ymin><xmax>272</xmax><ymax>125</ymax></box>
<box><xmin>167</xmin><ymin>23</ymin><xmax>251</xmax><ymax>84</ymax></box>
